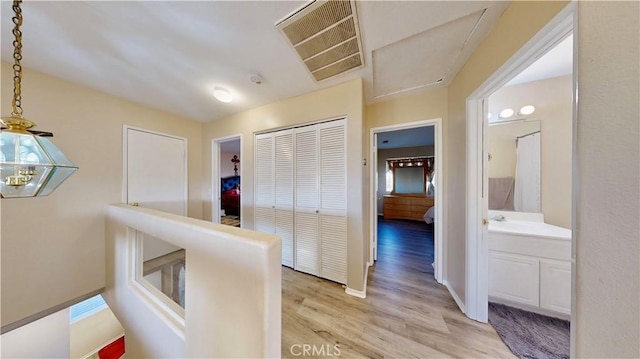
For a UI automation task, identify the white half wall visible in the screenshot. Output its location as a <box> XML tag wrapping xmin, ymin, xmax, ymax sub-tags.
<box><xmin>0</xmin><ymin>309</ymin><xmax>70</xmax><ymax>358</ymax></box>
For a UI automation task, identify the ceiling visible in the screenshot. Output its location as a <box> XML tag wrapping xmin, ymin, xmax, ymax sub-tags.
<box><xmin>507</xmin><ymin>34</ymin><xmax>573</xmax><ymax>86</ymax></box>
<box><xmin>0</xmin><ymin>1</ymin><xmax>508</xmax><ymax>123</ymax></box>
<box><xmin>219</xmin><ymin>139</ymin><xmax>241</xmax><ymax>154</ymax></box>
<box><xmin>377</xmin><ymin>126</ymin><xmax>434</xmax><ymax>149</ymax></box>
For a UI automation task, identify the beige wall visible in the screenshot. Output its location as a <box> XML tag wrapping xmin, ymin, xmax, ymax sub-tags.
<box><xmin>70</xmin><ymin>307</ymin><xmax>124</xmax><ymax>358</ymax></box>
<box><xmin>445</xmin><ymin>1</ymin><xmax>570</xmax><ymax>304</ymax></box>
<box><xmin>376</xmin><ymin>145</ymin><xmax>434</xmax><ymax>214</ymax></box>
<box><xmin>0</xmin><ymin>62</ymin><xmax>204</xmax><ymax>328</ymax></box>
<box><xmin>575</xmin><ymin>2</ymin><xmax>639</xmax><ymax>357</ymax></box>
<box><xmin>202</xmin><ymin>78</ymin><xmax>366</xmax><ymax>291</ymax></box>
<box><xmin>365</xmin><ymin>88</ymin><xmax>447</xmax><ymax>263</ymax></box>
<box><xmin>489</xmin><ymin>75</ymin><xmax>573</xmax><ymax>228</ymax></box>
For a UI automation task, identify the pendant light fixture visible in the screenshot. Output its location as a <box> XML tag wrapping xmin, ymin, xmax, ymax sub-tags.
<box><xmin>0</xmin><ymin>0</ymin><xmax>78</xmax><ymax>198</ymax></box>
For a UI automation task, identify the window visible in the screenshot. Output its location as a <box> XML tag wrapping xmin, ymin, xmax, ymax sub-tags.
<box><xmin>70</xmin><ymin>295</ymin><xmax>107</xmax><ymax>322</ymax></box>
<box><xmin>385</xmin><ymin>162</ymin><xmax>393</xmax><ymax>192</ymax></box>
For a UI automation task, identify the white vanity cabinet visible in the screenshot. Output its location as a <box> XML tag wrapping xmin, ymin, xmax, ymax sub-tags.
<box><xmin>488</xmin><ymin>222</ymin><xmax>572</xmax><ymax>316</ymax></box>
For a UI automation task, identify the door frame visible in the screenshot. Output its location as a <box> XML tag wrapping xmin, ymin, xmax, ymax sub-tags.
<box><xmin>464</xmin><ymin>3</ymin><xmax>575</xmax><ymax>323</ymax></box>
<box><xmin>122</xmin><ymin>125</ymin><xmax>188</xmax><ymax>215</ymax></box>
<box><xmin>211</xmin><ymin>134</ymin><xmax>243</xmax><ymax>226</ymax></box>
<box><xmin>369</xmin><ymin>118</ymin><xmax>444</xmax><ymax>284</ymax></box>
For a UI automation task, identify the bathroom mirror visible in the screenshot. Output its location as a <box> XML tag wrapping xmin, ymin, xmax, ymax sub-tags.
<box><xmin>487</xmin><ymin>120</ymin><xmax>541</xmax><ymax>213</ymax></box>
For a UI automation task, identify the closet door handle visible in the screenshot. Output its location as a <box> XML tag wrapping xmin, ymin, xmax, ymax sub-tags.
<box><xmin>315</xmin><ymin>210</ymin><xmax>319</xmax><ymax>214</ymax></box>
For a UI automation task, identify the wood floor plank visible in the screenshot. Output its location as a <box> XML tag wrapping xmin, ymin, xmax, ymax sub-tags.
<box><xmin>282</xmin><ymin>217</ymin><xmax>515</xmax><ymax>358</ymax></box>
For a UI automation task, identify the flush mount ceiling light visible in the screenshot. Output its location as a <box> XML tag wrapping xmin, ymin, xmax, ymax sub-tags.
<box><xmin>518</xmin><ymin>105</ymin><xmax>536</xmax><ymax>116</ymax></box>
<box><xmin>213</xmin><ymin>87</ymin><xmax>233</xmax><ymax>103</ymax></box>
<box><xmin>499</xmin><ymin>108</ymin><xmax>515</xmax><ymax>119</ymax></box>
<box><xmin>0</xmin><ymin>0</ymin><xmax>78</xmax><ymax>198</ymax></box>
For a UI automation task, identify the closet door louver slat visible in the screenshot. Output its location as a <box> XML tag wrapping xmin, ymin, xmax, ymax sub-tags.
<box><xmin>254</xmin><ymin>134</ymin><xmax>274</xmax><ymax>208</ymax></box>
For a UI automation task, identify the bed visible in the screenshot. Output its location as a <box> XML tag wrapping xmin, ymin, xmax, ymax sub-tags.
<box><xmin>423</xmin><ymin>206</ymin><xmax>435</xmax><ymax>224</ymax></box>
<box><xmin>221</xmin><ymin>175</ymin><xmax>240</xmax><ymax>217</ymax></box>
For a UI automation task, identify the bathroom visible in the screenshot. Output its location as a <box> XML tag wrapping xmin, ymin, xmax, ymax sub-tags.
<box><xmin>486</xmin><ymin>34</ymin><xmax>573</xmax><ymax>358</ymax></box>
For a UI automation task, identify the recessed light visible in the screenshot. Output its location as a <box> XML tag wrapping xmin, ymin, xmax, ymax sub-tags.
<box><xmin>519</xmin><ymin>105</ymin><xmax>535</xmax><ymax>116</ymax></box>
<box><xmin>499</xmin><ymin>108</ymin><xmax>515</xmax><ymax>119</ymax></box>
<box><xmin>213</xmin><ymin>87</ymin><xmax>233</xmax><ymax>103</ymax></box>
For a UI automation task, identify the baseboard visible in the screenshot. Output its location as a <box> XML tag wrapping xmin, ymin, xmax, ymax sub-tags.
<box><xmin>345</xmin><ymin>287</ymin><xmax>366</xmax><ymax>298</ymax></box>
<box><xmin>345</xmin><ymin>261</ymin><xmax>369</xmax><ymax>299</ymax></box>
<box><xmin>444</xmin><ymin>280</ymin><xmax>466</xmax><ymax>313</ymax></box>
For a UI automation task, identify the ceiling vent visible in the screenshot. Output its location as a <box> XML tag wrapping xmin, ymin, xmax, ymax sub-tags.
<box><xmin>276</xmin><ymin>0</ymin><xmax>364</xmax><ymax>82</ymax></box>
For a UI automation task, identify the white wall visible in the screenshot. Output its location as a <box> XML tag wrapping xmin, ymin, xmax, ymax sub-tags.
<box><xmin>574</xmin><ymin>2</ymin><xmax>640</xmax><ymax>357</ymax></box>
<box><xmin>0</xmin><ymin>62</ymin><xmax>204</xmax><ymax>329</ymax></box>
<box><xmin>104</xmin><ymin>204</ymin><xmax>281</xmax><ymax>358</ymax></box>
<box><xmin>0</xmin><ymin>309</ymin><xmax>70</xmax><ymax>358</ymax></box>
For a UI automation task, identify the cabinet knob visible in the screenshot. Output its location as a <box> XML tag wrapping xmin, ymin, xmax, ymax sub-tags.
<box><xmin>316</xmin><ymin>210</ymin><xmax>319</xmax><ymax>214</ymax></box>
<box><xmin>482</xmin><ymin>218</ymin><xmax>489</xmax><ymax>225</ymax></box>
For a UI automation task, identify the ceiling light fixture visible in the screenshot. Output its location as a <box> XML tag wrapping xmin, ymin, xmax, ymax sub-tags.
<box><xmin>213</xmin><ymin>87</ymin><xmax>233</xmax><ymax>103</ymax></box>
<box><xmin>0</xmin><ymin>0</ymin><xmax>78</xmax><ymax>198</ymax></box>
<box><xmin>519</xmin><ymin>105</ymin><xmax>536</xmax><ymax>116</ymax></box>
<box><xmin>499</xmin><ymin>108</ymin><xmax>515</xmax><ymax>119</ymax></box>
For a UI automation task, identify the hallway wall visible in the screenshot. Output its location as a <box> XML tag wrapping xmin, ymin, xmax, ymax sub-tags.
<box><xmin>0</xmin><ymin>62</ymin><xmax>204</xmax><ymax>329</ymax></box>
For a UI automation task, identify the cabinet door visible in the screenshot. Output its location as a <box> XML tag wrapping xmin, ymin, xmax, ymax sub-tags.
<box><xmin>254</xmin><ymin>133</ymin><xmax>274</xmax><ymax>208</ymax></box>
<box><xmin>540</xmin><ymin>259</ymin><xmax>571</xmax><ymax>314</ymax></box>
<box><xmin>489</xmin><ymin>252</ymin><xmax>540</xmax><ymax>307</ymax></box>
<box><xmin>320</xmin><ymin>214</ymin><xmax>347</xmax><ymax>284</ymax></box>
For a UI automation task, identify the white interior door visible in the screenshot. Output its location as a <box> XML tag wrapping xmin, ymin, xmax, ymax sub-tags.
<box><xmin>125</xmin><ymin>127</ymin><xmax>187</xmax><ymax>260</ymax></box>
<box><xmin>294</xmin><ymin>126</ymin><xmax>319</xmax><ymax>275</ymax></box>
<box><xmin>274</xmin><ymin>130</ymin><xmax>295</xmax><ymax>267</ymax></box>
<box><xmin>372</xmin><ymin>133</ymin><xmax>378</xmax><ymax>262</ymax></box>
<box><xmin>126</xmin><ymin>128</ymin><xmax>187</xmax><ymax>215</ymax></box>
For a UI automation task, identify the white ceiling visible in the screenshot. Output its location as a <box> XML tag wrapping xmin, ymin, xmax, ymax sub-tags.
<box><xmin>0</xmin><ymin>1</ymin><xmax>508</xmax><ymax>123</ymax></box>
<box><xmin>507</xmin><ymin>34</ymin><xmax>573</xmax><ymax>86</ymax></box>
<box><xmin>377</xmin><ymin>126</ymin><xmax>434</xmax><ymax>149</ymax></box>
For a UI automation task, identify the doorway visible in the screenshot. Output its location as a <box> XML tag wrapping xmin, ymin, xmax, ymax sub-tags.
<box><xmin>369</xmin><ymin>118</ymin><xmax>444</xmax><ymax>285</ymax></box>
<box><xmin>212</xmin><ymin>135</ymin><xmax>242</xmax><ymax>227</ymax></box>
<box><xmin>464</xmin><ymin>3</ymin><xmax>575</xmax><ymax>324</ymax></box>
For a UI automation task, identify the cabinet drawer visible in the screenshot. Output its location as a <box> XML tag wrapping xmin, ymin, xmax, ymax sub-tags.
<box><xmin>384</xmin><ymin>197</ymin><xmax>411</xmax><ymax>205</ymax></box>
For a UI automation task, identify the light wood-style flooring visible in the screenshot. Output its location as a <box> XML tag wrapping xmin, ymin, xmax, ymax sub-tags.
<box><xmin>282</xmin><ymin>218</ymin><xmax>514</xmax><ymax>358</ymax></box>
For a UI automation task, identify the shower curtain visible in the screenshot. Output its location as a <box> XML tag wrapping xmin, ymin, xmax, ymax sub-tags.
<box><xmin>514</xmin><ymin>132</ymin><xmax>541</xmax><ymax>213</ymax></box>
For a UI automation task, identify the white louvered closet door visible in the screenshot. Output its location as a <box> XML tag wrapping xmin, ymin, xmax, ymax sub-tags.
<box><xmin>318</xmin><ymin>120</ymin><xmax>347</xmax><ymax>284</ymax></box>
<box><xmin>274</xmin><ymin>129</ymin><xmax>294</xmax><ymax>267</ymax></box>
<box><xmin>294</xmin><ymin>126</ymin><xmax>319</xmax><ymax>275</ymax></box>
<box><xmin>254</xmin><ymin>133</ymin><xmax>275</xmax><ymax>234</ymax></box>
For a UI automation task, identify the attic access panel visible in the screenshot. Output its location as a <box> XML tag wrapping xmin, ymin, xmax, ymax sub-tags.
<box><xmin>276</xmin><ymin>0</ymin><xmax>364</xmax><ymax>82</ymax></box>
<box><xmin>372</xmin><ymin>9</ymin><xmax>487</xmax><ymax>98</ymax></box>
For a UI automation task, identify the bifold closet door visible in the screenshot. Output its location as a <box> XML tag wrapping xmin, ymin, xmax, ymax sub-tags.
<box><xmin>294</xmin><ymin>126</ymin><xmax>319</xmax><ymax>276</ymax></box>
<box><xmin>318</xmin><ymin>120</ymin><xmax>347</xmax><ymax>284</ymax></box>
<box><xmin>274</xmin><ymin>130</ymin><xmax>295</xmax><ymax>267</ymax></box>
<box><xmin>254</xmin><ymin>133</ymin><xmax>275</xmax><ymax>233</ymax></box>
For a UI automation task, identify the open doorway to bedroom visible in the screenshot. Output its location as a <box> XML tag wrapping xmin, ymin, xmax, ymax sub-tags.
<box><xmin>212</xmin><ymin>135</ymin><xmax>242</xmax><ymax>228</ymax></box>
<box><xmin>369</xmin><ymin>118</ymin><xmax>444</xmax><ymax>287</ymax></box>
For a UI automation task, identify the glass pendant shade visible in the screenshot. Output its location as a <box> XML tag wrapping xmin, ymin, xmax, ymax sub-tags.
<box><xmin>0</xmin><ymin>127</ymin><xmax>78</xmax><ymax>198</ymax></box>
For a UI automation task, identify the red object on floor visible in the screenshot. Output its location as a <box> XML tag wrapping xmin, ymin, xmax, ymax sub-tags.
<box><xmin>98</xmin><ymin>336</ymin><xmax>125</xmax><ymax>359</ymax></box>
